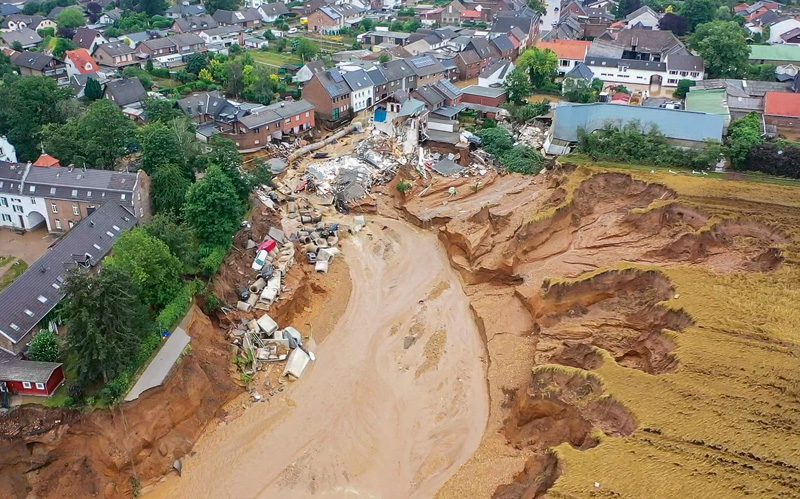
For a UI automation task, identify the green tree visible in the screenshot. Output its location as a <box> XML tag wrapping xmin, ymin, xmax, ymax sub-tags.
<box><xmin>27</xmin><ymin>330</ymin><xmax>61</xmax><ymax>362</ymax></box>
<box><xmin>378</xmin><ymin>52</ymin><xmax>390</xmax><ymax>63</ymax></box>
<box><xmin>144</xmin><ymin>98</ymin><xmax>181</xmax><ymax>123</ymax></box>
<box><xmin>10</xmin><ymin>41</ymin><xmax>23</xmax><ymax>52</ymax></box>
<box><xmin>0</xmin><ymin>75</ymin><xmax>71</xmax><ymax>161</ymax></box>
<box><xmin>688</xmin><ymin>21</ymin><xmax>749</xmax><ymax>78</ymax></box>
<box><xmin>726</xmin><ymin>112</ymin><xmax>763</xmax><ymax>169</ymax></box>
<box><xmin>243</xmin><ymin>65</ymin><xmax>278</xmax><ymax>104</ymax></box>
<box><xmin>84</xmin><ymin>77</ymin><xmax>103</xmax><ymax>100</ymax></box>
<box><xmin>273</xmin><ymin>37</ymin><xmax>288</xmax><ymax>53</ymax></box>
<box><xmin>143</xmin><ymin>213</ymin><xmax>199</xmax><ymax>268</ymax></box>
<box><xmin>56</xmin><ymin>6</ymin><xmax>85</xmax><ymax>29</ymax></box>
<box><xmin>0</xmin><ymin>52</ymin><xmax>13</xmax><ymax>78</ymax></box>
<box><xmin>52</xmin><ymin>37</ymin><xmax>77</xmax><ymax>58</ymax></box>
<box><xmin>746</xmin><ymin>63</ymin><xmax>777</xmax><ymax>81</ymax></box>
<box><xmin>517</xmin><ymin>47</ymin><xmax>558</xmax><ymax>89</ymax></box>
<box><xmin>224</xmin><ymin>61</ymin><xmax>244</xmax><ymax>97</ymax></box>
<box><xmin>360</xmin><ymin>17</ymin><xmax>374</xmax><ymax>31</ymax></box>
<box><xmin>152</xmin><ymin>163</ymin><xmax>191</xmax><ymax>215</ymax></box>
<box><xmin>526</xmin><ymin>0</ymin><xmax>546</xmax><ymax>13</ymax></box>
<box><xmin>615</xmin><ymin>0</ymin><xmax>642</xmax><ymax>18</ymax></box>
<box><xmin>63</xmin><ymin>266</ymin><xmax>153</xmax><ymax>385</ymax></box>
<box><xmin>205</xmin><ymin>0</ymin><xmax>242</xmax><ymax>14</ymax></box>
<box><xmin>138</xmin><ymin>0</ymin><xmax>167</xmax><ymax>16</ymax></box>
<box><xmin>295</xmin><ymin>37</ymin><xmax>319</xmax><ymax>61</ymax></box>
<box><xmin>476</xmin><ymin>127</ymin><xmax>513</xmax><ymax>156</ymax></box>
<box><xmin>183</xmin><ymin>164</ymin><xmax>245</xmax><ymax>247</ymax></box>
<box><xmin>228</xmin><ymin>43</ymin><xmax>244</xmax><ymax>56</ymax></box>
<box><xmin>205</xmin><ymin>136</ymin><xmax>249</xmax><ymax>199</ymax></box>
<box><xmin>185</xmin><ymin>52</ymin><xmax>208</xmax><ymax>74</ymax></box>
<box><xmin>673</xmin><ymin>79</ymin><xmax>696</xmax><ymax>98</ymax></box>
<box><xmin>680</xmin><ymin>0</ymin><xmax>717</xmax><ymax>30</ymax></box>
<box><xmin>105</xmin><ymin>228</ymin><xmax>183</xmax><ymax>308</ymax></box>
<box><xmin>137</xmin><ymin>121</ymin><xmax>189</xmax><ymax>175</ymax></box>
<box><xmin>503</xmin><ymin>66</ymin><xmax>533</xmax><ymax>104</ymax></box>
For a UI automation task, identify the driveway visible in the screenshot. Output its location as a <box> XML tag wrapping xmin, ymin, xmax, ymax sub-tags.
<box><xmin>0</xmin><ymin>227</ymin><xmax>57</xmax><ymax>264</ymax></box>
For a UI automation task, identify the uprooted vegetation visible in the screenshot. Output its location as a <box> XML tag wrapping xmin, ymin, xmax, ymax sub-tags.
<box><xmin>396</xmin><ymin>165</ymin><xmax>799</xmax><ymax>499</ymax></box>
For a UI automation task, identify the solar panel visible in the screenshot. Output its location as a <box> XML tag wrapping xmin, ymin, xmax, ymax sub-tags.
<box><xmin>411</xmin><ymin>56</ymin><xmax>435</xmax><ymax>68</ymax></box>
<box><xmin>329</xmin><ymin>70</ymin><xmax>344</xmax><ymax>83</ymax></box>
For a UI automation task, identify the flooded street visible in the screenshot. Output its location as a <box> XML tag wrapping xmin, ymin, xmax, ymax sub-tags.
<box><xmin>144</xmin><ymin>217</ymin><xmax>489</xmax><ymax>499</ymax></box>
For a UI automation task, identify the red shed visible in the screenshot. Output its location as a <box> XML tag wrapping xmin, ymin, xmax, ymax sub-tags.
<box><xmin>0</xmin><ymin>360</ymin><xmax>64</xmax><ymax>397</ymax></box>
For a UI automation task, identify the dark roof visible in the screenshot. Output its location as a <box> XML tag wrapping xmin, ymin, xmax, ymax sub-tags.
<box><xmin>212</xmin><ymin>8</ymin><xmax>261</xmax><ymax>24</ymax></box>
<box><xmin>177</xmin><ymin>90</ymin><xmax>229</xmax><ymax>118</ymax></box>
<box><xmin>366</xmin><ymin>67</ymin><xmax>387</xmax><ymax>85</ymax></box>
<box><xmin>467</xmin><ymin>38</ymin><xmax>493</xmax><ymax>59</ymax></box>
<box><xmin>259</xmin><ymin>3</ymin><xmax>289</xmax><ymax>16</ymax></box>
<box><xmin>408</xmin><ymin>55</ymin><xmax>447</xmax><ymax>76</ymax></box>
<box><xmin>2</xmin><ymin>14</ymin><xmax>43</xmax><ymax>29</ymax></box>
<box><xmin>666</xmin><ymin>54</ymin><xmax>704</xmax><ymax>72</ymax></box>
<box><xmin>96</xmin><ymin>41</ymin><xmax>134</xmax><ymax>56</ymax></box>
<box><xmin>1</xmin><ymin>28</ymin><xmax>42</xmax><ymax>47</ymax></box>
<box><xmin>11</xmin><ymin>51</ymin><xmax>56</xmax><ymax>70</ymax></box>
<box><xmin>610</xmin><ymin>28</ymin><xmax>688</xmax><ymax>56</ymax></box>
<box><xmin>434</xmin><ymin>78</ymin><xmax>462</xmax><ymax>100</ymax></box>
<box><xmin>490</xmin><ymin>14</ymin><xmax>534</xmax><ymax>34</ymax></box>
<box><xmin>0</xmin><ymin>360</ymin><xmax>62</xmax><ymax>383</ymax></box>
<box><xmin>0</xmin><ymin>202</ymin><xmax>136</xmax><ymax>345</ymax></box>
<box><xmin>0</xmin><ymin>161</ymin><xmax>27</xmax><ymax>195</ymax></box>
<box><xmin>103</xmin><ymin>78</ymin><xmax>147</xmax><ymax>107</ymax></box>
<box><xmin>509</xmin><ymin>26</ymin><xmax>527</xmax><ymax>42</ymax></box>
<box><xmin>379</xmin><ymin>59</ymin><xmax>416</xmax><ymax>81</ymax></box>
<box><xmin>414</xmin><ymin>85</ymin><xmax>446</xmax><ymax>107</ymax></box>
<box><xmin>317</xmin><ymin>69</ymin><xmax>351</xmax><ymax>97</ymax></box>
<box><xmin>586</xmin><ymin>55</ymin><xmax>666</xmax><ymax>71</ymax></box>
<box><xmin>46</xmin><ymin>6</ymin><xmax>64</xmax><ymax>19</ymax></box>
<box><xmin>0</xmin><ymin>4</ymin><xmax>21</xmax><ymax>16</ymax></box>
<box><xmin>491</xmin><ymin>34</ymin><xmax>514</xmax><ymax>53</ymax></box>
<box><xmin>304</xmin><ymin>59</ymin><xmax>327</xmax><ymax>75</ymax></box>
<box><xmin>166</xmin><ymin>3</ymin><xmax>206</xmax><ymax>16</ymax></box>
<box><xmin>480</xmin><ymin>59</ymin><xmax>512</xmax><ymax>79</ymax></box>
<box><xmin>73</xmin><ymin>27</ymin><xmax>103</xmax><ymax>50</ymax></box>
<box><xmin>458</xmin><ymin>49</ymin><xmax>480</xmax><ymax>65</ymax></box>
<box><xmin>341</xmin><ymin>68</ymin><xmax>373</xmax><ymax>91</ymax></box>
<box><xmin>173</xmin><ymin>14</ymin><xmax>218</xmax><ymax>32</ymax></box>
<box><xmin>565</xmin><ymin>61</ymin><xmax>594</xmax><ymax>80</ymax></box>
<box><xmin>25</xmin><ymin>165</ymin><xmax>138</xmax><ymax>203</ymax></box>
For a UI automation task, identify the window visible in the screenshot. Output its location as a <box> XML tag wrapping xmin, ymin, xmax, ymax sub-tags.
<box><xmin>93</xmin><ymin>243</ymin><xmax>101</xmax><ymax>250</ymax></box>
<box><xmin>1</xmin><ymin>214</ymin><xmax>10</xmax><ymax>222</ymax></box>
<box><xmin>560</xmin><ymin>59</ymin><xmax>569</xmax><ymax>67</ymax></box>
<box><xmin>37</xmin><ymin>295</ymin><xmax>48</xmax><ymax>303</ymax></box>
<box><xmin>50</xmin><ymin>187</ymin><xmax>56</xmax><ymax>195</ymax></box>
<box><xmin>680</xmin><ymin>71</ymin><xmax>688</xmax><ymax>76</ymax></box>
<box><xmin>55</xmin><ymin>219</ymin><xmax>61</xmax><ymax>230</ymax></box>
<box><xmin>35</xmin><ymin>382</ymin><xmax>45</xmax><ymax>390</ymax></box>
<box><xmin>0</xmin><ymin>198</ymin><xmax>7</xmax><ymax>207</ymax></box>
<box><xmin>68</xmin><ymin>221</ymin><xmax>74</xmax><ymax>229</ymax></box>
<box><xmin>71</xmin><ymin>189</ymin><xmax>78</xmax><ymax>197</ymax></box>
<box><xmin>295</xmin><ymin>115</ymin><xmax>299</xmax><ymax>121</ymax></box>
<box><xmin>72</xmin><ymin>205</ymin><xmax>79</xmax><ymax>216</ymax></box>
<box><xmin>9</xmin><ymin>323</ymin><xmax>19</xmax><ymax>331</ymax></box>
<box><xmin>22</xmin><ymin>381</ymin><xmax>31</xmax><ymax>389</ymax></box>
<box><xmin>306</xmin><ymin>111</ymin><xmax>310</xmax><ymax>117</ymax></box>
<box><xmin>690</xmin><ymin>71</ymin><xmax>699</xmax><ymax>77</ymax></box>
<box><xmin>12</xmin><ymin>205</ymin><xmax>22</xmax><ymax>213</ymax></box>
<box><xmin>29</xmin><ymin>185</ymin><xmax>35</xmax><ymax>193</ymax></box>
<box><xmin>669</xmin><ymin>70</ymin><xmax>678</xmax><ymax>75</ymax></box>
<box><xmin>51</xmin><ymin>204</ymin><xmax>58</xmax><ymax>213</ymax></box>
<box><xmin>121</xmin><ymin>194</ymin><xmax>126</xmax><ymax>200</ymax></box>
<box><xmin>667</xmin><ymin>78</ymin><xmax>678</xmax><ymax>84</ymax></box>
<box><xmin>87</xmin><ymin>191</ymin><xmax>92</xmax><ymax>197</ymax></box>
<box><xmin>24</xmin><ymin>309</ymin><xmax>34</xmax><ymax>317</ymax></box>
<box><xmin>30</xmin><ymin>197</ymin><xmax>35</xmax><ymax>204</ymax></box>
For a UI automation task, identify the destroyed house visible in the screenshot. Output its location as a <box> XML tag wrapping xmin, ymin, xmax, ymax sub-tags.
<box><xmin>0</xmin><ymin>201</ymin><xmax>137</xmax><ymax>355</ymax></box>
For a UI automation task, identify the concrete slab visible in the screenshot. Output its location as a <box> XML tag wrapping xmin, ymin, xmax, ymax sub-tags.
<box><xmin>124</xmin><ymin>328</ymin><xmax>191</xmax><ymax>402</ymax></box>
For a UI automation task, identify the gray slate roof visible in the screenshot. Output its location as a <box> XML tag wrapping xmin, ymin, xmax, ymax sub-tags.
<box><xmin>12</xmin><ymin>51</ymin><xmax>57</xmax><ymax>70</ymax></box>
<box><xmin>378</xmin><ymin>59</ymin><xmax>415</xmax><ymax>81</ymax></box>
<box><xmin>174</xmin><ymin>14</ymin><xmax>218</xmax><ymax>32</ymax></box>
<box><xmin>104</xmin><ymin>77</ymin><xmax>146</xmax><ymax>107</ymax></box>
<box><xmin>0</xmin><ymin>162</ymin><xmax>27</xmax><ymax>195</ymax></box>
<box><xmin>666</xmin><ymin>54</ymin><xmax>704</xmax><ymax>72</ymax></box>
<box><xmin>96</xmin><ymin>41</ymin><xmax>134</xmax><ymax>56</ymax></box>
<box><xmin>565</xmin><ymin>61</ymin><xmax>594</xmax><ymax>80</ymax></box>
<box><xmin>0</xmin><ymin>4</ymin><xmax>21</xmax><ymax>16</ymax></box>
<box><xmin>0</xmin><ymin>360</ymin><xmax>62</xmax><ymax>383</ymax></box>
<box><xmin>259</xmin><ymin>3</ymin><xmax>288</xmax><ymax>16</ymax></box>
<box><xmin>2</xmin><ymin>28</ymin><xmax>42</xmax><ymax>47</ymax></box>
<box><xmin>213</xmin><ymin>8</ymin><xmax>261</xmax><ymax>24</ymax></box>
<box><xmin>0</xmin><ymin>202</ymin><xmax>136</xmax><ymax>345</ymax></box>
<box><xmin>25</xmin><ymin>165</ymin><xmax>138</xmax><ymax>202</ymax></box>
<box><xmin>316</xmin><ymin>69</ymin><xmax>351</xmax><ymax>97</ymax></box>
<box><xmin>586</xmin><ymin>56</ymin><xmax>666</xmax><ymax>72</ymax></box>
<box><xmin>342</xmin><ymin>68</ymin><xmax>373</xmax><ymax>91</ymax></box>
<box><xmin>461</xmin><ymin>85</ymin><xmax>506</xmax><ymax>98</ymax></box>
<box><xmin>490</xmin><ymin>15</ymin><xmax>534</xmax><ymax>35</ymax></box>
<box><xmin>467</xmin><ymin>38</ymin><xmax>493</xmax><ymax>59</ymax></box>
<box><xmin>408</xmin><ymin>55</ymin><xmax>446</xmax><ymax>76</ymax></box>
<box><xmin>366</xmin><ymin>67</ymin><xmax>387</xmax><ymax>85</ymax></box>
<box><xmin>414</xmin><ymin>85</ymin><xmax>445</xmax><ymax>107</ymax></box>
<box><xmin>491</xmin><ymin>34</ymin><xmax>514</xmax><ymax>53</ymax></box>
<box><xmin>480</xmin><ymin>59</ymin><xmax>512</xmax><ymax>79</ymax></box>
<box><xmin>73</xmin><ymin>27</ymin><xmax>103</xmax><ymax>49</ymax></box>
<box><xmin>550</xmin><ymin>103</ymin><xmax>724</xmax><ymax>143</ymax></box>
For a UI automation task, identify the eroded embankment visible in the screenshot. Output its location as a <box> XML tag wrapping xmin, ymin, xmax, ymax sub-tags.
<box><xmin>397</xmin><ymin>168</ymin><xmax>788</xmax><ymax>498</ymax></box>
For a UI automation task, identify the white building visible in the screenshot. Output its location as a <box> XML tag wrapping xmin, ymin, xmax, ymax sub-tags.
<box><xmin>341</xmin><ymin>67</ymin><xmax>374</xmax><ymax>112</ymax></box>
<box><xmin>0</xmin><ymin>137</ymin><xmax>17</xmax><ymax>163</ymax></box>
<box><xmin>478</xmin><ymin>60</ymin><xmax>514</xmax><ymax>87</ymax></box>
<box><xmin>585</xmin><ymin>54</ymin><xmax>705</xmax><ymax>90</ymax></box>
<box><xmin>624</xmin><ymin>6</ymin><xmax>661</xmax><ymax>29</ymax></box>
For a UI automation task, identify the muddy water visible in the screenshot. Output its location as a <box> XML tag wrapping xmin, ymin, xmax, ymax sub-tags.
<box><xmin>144</xmin><ymin>217</ymin><xmax>489</xmax><ymax>499</ymax></box>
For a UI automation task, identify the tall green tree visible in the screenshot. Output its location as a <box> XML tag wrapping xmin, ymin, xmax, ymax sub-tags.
<box><xmin>503</xmin><ymin>66</ymin><xmax>533</xmax><ymax>104</ymax></box>
<box><xmin>680</xmin><ymin>0</ymin><xmax>717</xmax><ymax>30</ymax></box>
<box><xmin>688</xmin><ymin>21</ymin><xmax>749</xmax><ymax>78</ymax></box>
<box><xmin>0</xmin><ymin>76</ymin><xmax>71</xmax><ymax>161</ymax></box>
<box><xmin>516</xmin><ymin>47</ymin><xmax>558</xmax><ymax>89</ymax></box>
<box><xmin>183</xmin><ymin>164</ymin><xmax>245</xmax><ymax>247</ymax></box>
<box><xmin>204</xmin><ymin>136</ymin><xmax>249</xmax><ymax>199</ymax></box>
<box><xmin>27</xmin><ymin>330</ymin><xmax>61</xmax><ymax>362</ymax></box>
<box><xmin>55</xmin><ymin>7</ymin><xmax>86</xmax><ymax>29</ymax></box>
<box><xmin>295</xmin><ymin>37</ymin><xmax>319</xmax><ymax>61</ymax></box>
<box><xmin>137</xmin><ymin>121</ymin><xmax>188</xmax><ymax>175</ymax></box>
<box><xmin>205</xmin><ymin>0</ymin><xmax>242</xmax><ymax>14</ymax></box>
<box><xmin>63</xmin><ymin>266</ymin><xmax>153</xmax><ymax>385</ymax></box>
<box><xmin>143</xmin><ymin>98</ymin><xmax>181</xmax><ymax>123</ymax></box>
<box><xmin>224</xmin><ymin>61</ymin><xmax>245</xmax><ymax>97</ymax></box>
<box><xmin>138</xmin><ymin>0</ymin><xmax>167</xmax><ymax>16</ymax></box>
<box><xmin>152</xmin><ymin>163</ymin><xmax>191</xmax><ymax>215</ymax></box>
<box><xmin>41</xmin><ymin>98</ymin><xmax>136</xmax><ymax>168</ymax></box>
<box><xmin>185</xmin><ymin>52</ymin><xmax>208</xmax><ymax>74</ymax></box>
<box><xmin>0</xmin><ymin>52</ymin><xmax>14</xmax><ymax>77</ymax></box>
<box><xmin>84</xmin><ymin>77</ymin><xmax>103</xmax><ymax>100</ymax></box>
<box><xmin>105</xmin><ymin>228</ymin><xmax>183</xmax><ymax>308</ymax></box>
<box><xmin>143</xmin><ymin>213</ymin><xmax>199</xmax><ymax>268</ymax></box>
<box><xmin>52</xmin><ymin>37</ymin><xmax>77</xmax><ymax>58</ymax></box>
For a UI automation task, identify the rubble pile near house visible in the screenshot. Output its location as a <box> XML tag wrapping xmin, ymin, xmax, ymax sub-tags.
<box><xmin>516</xmin><ymin>125</ymin><xmax>546</xmax><ymax>150</ymax></box>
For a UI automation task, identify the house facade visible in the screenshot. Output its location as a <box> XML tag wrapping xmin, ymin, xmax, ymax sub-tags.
<box><xmin>93</xmin><ymin>41</ymin><xmax>138</xmax><ymax>68</ymax></box>
<box><xmin>342</xmin><ymin>68</ymin><xmax>374</xmax><ymax>111</ymax></box>
<box><xmin>0</xmin><ymin>361</ymin><xmax>65</xmax><ymax>397</ymax></box>
<box><xmin>302</xmin><ymin>69</ymin><xmax>352</xmax><ymax>121</ymax></box>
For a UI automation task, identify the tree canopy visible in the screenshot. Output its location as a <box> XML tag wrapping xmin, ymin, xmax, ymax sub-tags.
<box><xmin>295</xmin><ymin>37</ymin><xmax>319</xmax><ymax>61</ymax></box>
<box><xmin>143</xmin><ymin>213</ymin><xmax>199</xmax><ymax>269</ymax></box>
<box><xmin>40</xmin><ymin>98</ymin><xmax>136</xmax><ymax>168</ymax></box>
<box><xmin>27</xmin><ymin>330</ymin><xmax>61</xmax><ymax>362</ymax></box>
<box><xmin>183</xmin><ymin>164</ymin><xmax>245</xmax><ymax>247</ymax></box>
<box><xmin>105</xmin><ymin>228</ymin><xmax>184</xmax><ymax>308</ymax></box>
<box><xmin>503</xmin><ymin>66</ymin><xmax>533</xmax><ymax>104</ymax></box>
<box><xmin>688</xmin><ymin>21</ymin><xmax>749</xmax><ymax>78</ymax></box>
<box><xmin>152</xmin><ymin>163</ymin><xmax>191</xmax><ymax>216</ymax></box>
<box><xmin>517</xmin><ymin>47</ymin><xmax>558</xmax><ymax>90</ymax></box>
<box><xmin>0</xmin><ymin>76</ymin><xmax>72</xmax><ymax>161</ymax></box>
<box><xmin>205</xmin><ymin>0</ymin><xmax>242</xmax><ymax>14</ymax></box>
<box><xmin>658</xmin><ymin>13</ymin><xmax>689</xmax><ymax>36</ymax></box>
<box><xmin>55</xmin><ymin>6</ymin><xmax>85</xmax><ymax>29</ymax></box>
<box><xmin>681</xmin><ymin>0</ymin><xmax>717</xmax><ymax>30</ymax></box>
<box><xmin>63</xmin><ymin>266</ymin><xmax>153</xmax><ymax>385</ymax></box>
<box><xmin>85</xmin><ymin>77</ymin><xmax>103</xmax><ymax>100</ymax></box>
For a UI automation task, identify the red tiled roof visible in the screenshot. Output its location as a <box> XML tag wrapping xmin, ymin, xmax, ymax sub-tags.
<box><xmin>765</xmin><ymin>91</ymin><xmax>800</xmax><ymax>117</ymax></box>
<box><xmin>733</xmin><ymin>2</ymin><xmax>750</xmax><ymax>12</ymax></box>
<box><xmin>746</xmin><ymin>7</ymin><xmax>769</xmax><ymax>21</ymax></box>
<box><xmin>65</xmin><ymin>48</ymin><xmax>97</xmax><ymax>74</ymax></box>
<box><xmin>535</xmin><ymin>40</ymin><xmax>592</xmax><ymax>61</ymax></box>
<box><xmin>610</xmin><ymin>20</ymin><xmax>626</xmax><ymax>28</ymax></box>
<box><xmin>460</xmin><ymin>10</ymin><xmax>482</xmax><ymax>18</ymax></box>
<box><xmin>33</xmin><ymin>154</ymin><xmax>60</xmax><ymax>167</ymax></box>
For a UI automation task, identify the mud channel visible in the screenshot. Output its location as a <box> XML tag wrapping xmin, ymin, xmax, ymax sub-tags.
<box><xmin>144</xmin><ymin>217</ymin><xmax>489</xmax><ymax>498</ymax></box>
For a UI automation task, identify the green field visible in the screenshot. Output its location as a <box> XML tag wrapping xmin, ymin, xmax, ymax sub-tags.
<box><xmin>247</xmin><ymin>49</ymin><xmax>303</xmax><ymax>67</ymax></box>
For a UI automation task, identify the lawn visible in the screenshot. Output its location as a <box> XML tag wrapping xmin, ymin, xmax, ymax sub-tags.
<box><xmin>151</xmin><ymin>76</ymin><xmax>181</xmax><ymax>89</ymax></box>
<box><xmin>0</xmin><ymin>259</ymin><xmax>27</xmax><ymax>292</ymax></box>
<box><xmin>247</xmin><ymin>49</ymin><xmax>303</xmax><ymax>67</ymax></box>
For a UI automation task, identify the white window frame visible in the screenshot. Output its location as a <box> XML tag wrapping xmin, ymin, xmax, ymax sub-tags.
<box><xmin>51</xmin><ymin>203</ymin><xmax>58</xmax><ymax>213</ymax></box>
<box><xmin>55</xmin><ymin>219</ymin><xmax>61</xmax><ymax>230</ymax></box>
<box><xmin>22</xmin><ymin>381</ymin><xmax>31</xmax><ymax>389</ymax></box>
<box><xmin>35</xmin><ymin>382</ymin><xmax>45</xmax><ymax>390</ymax></box>
<box><xmin>72</xmin><ymin>205</ymin><xmax>79</xmax><ymax>216</ymax></box>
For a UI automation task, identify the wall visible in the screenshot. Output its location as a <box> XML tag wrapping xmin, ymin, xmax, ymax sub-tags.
<box><xmin>461</xmin><ymin>92</ymin><xmax>505</xmax><ymax>107</ymax></box>
<box><xmin>350</xmin><ymin>86</ymin><xmax>373</xmax><ymax>111</ymax></box>
<box><xmin>765</xmin><ymin>114</ymin><xmax>800</xmax><ymax>131</ymax></box>
<box><xmin>44</xmin><ymin>198</ymin><xmax>93</xmax><ymax>233</ymax></box>
<box><xmin>5</xmin><ymin>367</ymin><xmax>63</xmax><ymax>396</ymax></box>
<box><xmin>308</xmin><ymin>10</ymin><xmax>336</xmax><ymax>33</ymax></box>
<box><xmin>0</xmin><ymin>194</ymin><xmax>44</xmax><ymax>231</ymax></box>
<box><xmin>589</xmin><ymin>64</ymin><xmax>703</xmax><ymax>88</ymax></box>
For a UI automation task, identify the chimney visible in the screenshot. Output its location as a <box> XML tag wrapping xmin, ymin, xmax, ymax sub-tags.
<box><xmin>68</xmin><ymin>164</ymin><xmax>74</xmax><ymax>172</ymax></box>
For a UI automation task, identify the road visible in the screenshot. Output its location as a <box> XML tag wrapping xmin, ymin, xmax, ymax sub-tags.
<box><xmin>144</xmin><ymin>216</ymin><xmax>489</xmax><ymax>499</ymax></box>
<box><xmin>124</xmin><ymin>327</ymin><xmax>191</xmax><ymax>402</ymax></box>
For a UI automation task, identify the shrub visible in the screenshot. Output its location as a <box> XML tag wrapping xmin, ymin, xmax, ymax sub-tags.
<box><xmin>27</xmin><ymin>330</ymin><xmax>60</xmax><ymax>362</ymax></box>
<box><xmin>396</xmin><ymin>179</ymin><xmax>412</xmax><ymax>194</ymax></box>
<box><xmin>199</xmin><ymin>246</ymin><xmax>227</xmax><ymax>277</ymax></box>
<box><xmin>501</xmin><ymin>146</ymin><xmax>545</xmax><ymax>174</ymax></box>
<box><xmin>156</xmin><ymin>279</ymin><xmax>203</xmax><ymax>330</ymax></box>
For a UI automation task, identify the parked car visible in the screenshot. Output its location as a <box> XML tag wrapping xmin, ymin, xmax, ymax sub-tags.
<box><xmin>659</xmin><ymin>101</ymin><xmax>682</xmax><ymax>110</ymax></box>
<box><xmin>252</xmin><ymin>249</ymin><xmax>269</xmax><ymax>271</ymax></box>
<box><xmin>288</xmin><ymin>27</ymin><xmax>298</xmax><ymax>34</ymax></box>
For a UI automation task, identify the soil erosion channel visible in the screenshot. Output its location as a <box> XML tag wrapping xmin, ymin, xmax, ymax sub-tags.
<box><xmin>147</xmin><ymin>217</ymin><xmax>489</xmax><ymax>499</ymax></box>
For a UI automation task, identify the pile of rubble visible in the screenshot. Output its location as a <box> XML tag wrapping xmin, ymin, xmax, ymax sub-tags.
<box><xmin>236</xmin><ymin>230</ymin><xmax>295</xmax><ymax>314</ymax></box>
<box><xmin>516</xmin><ymin>125</ymin><xmax>546</xmax><ymax>150</ymax></box>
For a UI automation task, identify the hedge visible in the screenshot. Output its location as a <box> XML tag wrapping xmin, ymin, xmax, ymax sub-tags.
<box><xmin>98</xmin><ymin>330</ymin><xmax>162</xmax><ymax>404</ymax></box>
<box><xmin>156</xmin><ymin>279</ymin><xmax>204</xmax><ymax>331</ymax></box>
<box><xmin>199</xmin><ymin>246</ymin><xmax>228</xmax><ymax>277</ymax></box>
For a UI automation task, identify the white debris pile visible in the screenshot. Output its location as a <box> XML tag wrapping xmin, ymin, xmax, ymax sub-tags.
<box><xmin>236</xmin><ymin>230</ymin><xmax>295</xmax><ymax>314</ymax></box>
<box><xmin>515</xmin><ymin>125</ymin><xmax>546</xmax><ymax>149</ymax></box>
<box><xmin>306</xmin><ymin>156</ymin><xmax>377</xmax><ymax>201</ymax></box>
<box><xmin>234</xmin><ymin>312</ymin><xmax>316</xmax><ymax>380</ymax></box>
